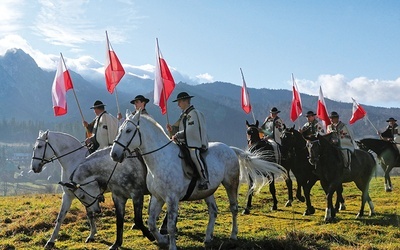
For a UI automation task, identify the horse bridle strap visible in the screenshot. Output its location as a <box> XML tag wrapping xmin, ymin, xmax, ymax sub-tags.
<box><xmin>32</xmin><ymin>134</ymin><xmax>86</xmax><ymax>165</ymax></box>
<box><xmin>113</xmin><ymin>119</ymin><xmax>142</xmax><ymax>155</ymax></box>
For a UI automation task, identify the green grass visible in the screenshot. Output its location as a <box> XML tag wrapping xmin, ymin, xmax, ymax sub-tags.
<box><xmin>1</xmin><ymin>176</ymin><xmax>399</xmax><ymax>249</ymax></box>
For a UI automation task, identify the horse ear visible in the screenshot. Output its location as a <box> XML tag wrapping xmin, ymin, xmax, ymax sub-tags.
<box><xmin>246</xmin><ymin>120</ymin><xmax>250</xmax><ymax>127</ymax></box>
<box><xmin>291</xmin><ymin>124</ymin><xmax>295</xmax><ymax>130</ymax></box>
<box><xmin>58</xmin><ymin>181</ymin><xmax>77</xmax><ymax>190</ymax></box>
<box><xmin>256</xmin><ymin>120</ymin><xmax>259</xmax><ymax>127</ymax></box>
<box><xmin>125</xmin><ymin>109</ymin><xmax>131</xmax><ymax>118</ymax></box>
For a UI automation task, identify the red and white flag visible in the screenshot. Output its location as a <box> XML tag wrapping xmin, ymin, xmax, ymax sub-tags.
<box><xmin>349</xmin><ymin>98</ymin><xmax>367</xmax><ymax>125</ymax></box>
<box><xmin>105</xmin><ymin>31</ymin><xmax>125</xmax><ymax>94</ymax></box>
<box><xmin>154</xmin><ymin>39</ymin><xmax>175</xmax><ymax>115</ymax></box>
<box><xmin>51</xmin><ymin>54</ymin><xmax>73</xmax><ymax>116</ymax></box>
<box><xmin>290</xmin><ymin>74</ymin><xmax>302</xmax><ymax>122</ymax></box>
<box><xmin>240</xmin><ymin>68</ymin><xmax>252</xmax><ymax>114</ymax></box>
<box><xmin>317</xmin><ymin>86</ymin><xmax>331</xmax><ymax>129</ymax></box>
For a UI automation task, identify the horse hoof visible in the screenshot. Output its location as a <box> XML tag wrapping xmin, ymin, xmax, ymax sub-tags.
<box><xmin>242</xmin><ymin>208</ymin><xmax>250</xmax><ymax>215</ymax></box>
<box><xmin>131</xmin><ymin>223</ymin><xmax>139</xmax><ymax>230</ymax></box>
<box><xmin>385</xmin><ymin>188</ymin><xmax>393</xmax><ymax>192</ymax></box>
<box><xmin>285</xmin><ymin>200</ymin><xmax>293</xmax><ymax>207</ymax></box>
<box><xmin>356</xmin><ymin>213</ymin><xmax>364</xmax><ymax>219</ymax></box>
<box><xmin>271</xmin><ymin>205</ymin><xmax>278</xmax><ymax>211</ymax></box>
<box><xmin>303</xmin><ymin>206</ymin><xmax>315</xmax><ymax>216</ymax></box>
<box><xmin>109</xmin><ymin>243</ymin><xmax>120</xmax><ymax>250</ymax></box>
<box><xmin>297</xmin><ymin>196</ymin><xmax>305</xmax><ymax>203</ymax></box>
<box><xmin>339</xmin><ymin>204</ymin><xmax>346</xmax><ymax>211</ymax></box>
<box><xmin>85</xmin><ymin>237</ymin><xmax>95</xmax><ymax>243</ymax></box>
<box><xmin>44</xmin><ymin>241</ymin><xmax>55</xmax><ymax>249</ymax></box>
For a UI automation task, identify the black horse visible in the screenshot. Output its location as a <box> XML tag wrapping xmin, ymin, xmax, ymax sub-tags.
<box><xmin>280</xmin><ymin>126</ymin><xmax>320</xmax><ymax>215</ymax></box>
<box><xmin>357</xmin><ymin>138</ymin><xmax>399</xmax><ymax>192</ymax></box>
<box><xmin>243</xmin><ymin>120</ymin><xmax>293</xmax><ymax>214</ymax></box>
<box><xmin>307</xmin><ymin>133</ymin><xmax>376</xmax><ymax>221</ymax></box>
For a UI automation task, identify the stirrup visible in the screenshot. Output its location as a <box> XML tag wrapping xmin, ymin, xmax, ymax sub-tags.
<box><xmin>198</xmin><ymin>180</ymin><xmax>209</xmax><ymax>190</ymax></box>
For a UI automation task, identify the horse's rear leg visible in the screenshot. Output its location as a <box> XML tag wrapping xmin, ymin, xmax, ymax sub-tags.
<box><xmin>242</xmin><ymin>181</ymin><xmax>253</xmax><ymax>215</ymax></box>
<box><xmin>165</xmin><ymin>197</ymin><xmax>179</xmax><ymax>250</ymax></box>
<box><xmin>222</xmin><ymin>179</ymin><xmax>239</xmax><ymax>240</ymax></box>
<box><xmin>284</xmin><ymin>175</ymin><xmax>294</xmax><ymax>207</ymax></box>
<box><xmin>148</xmin><ymin>196</ymin><xmax>168</xmax><ymax>247</ymax></box>
<box><xmin>204</xmin><ymin>195</ymin><xmax>218</xmax><ymax>243</ymax></box>
<box><xmin>131</xmin><ymin>194</ymin><xmax>155</xmax><ymax>241</ymax></box>
<box><xmin>269</xmin><ymin>181</ymin><xmax>278</xmax><ymax>211</ymax></box>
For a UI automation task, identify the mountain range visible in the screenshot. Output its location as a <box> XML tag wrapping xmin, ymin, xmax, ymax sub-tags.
<box><xmin>0</xmin><ymin>49</ymin><xmax>398</xmax><ymax>148</ymax></box>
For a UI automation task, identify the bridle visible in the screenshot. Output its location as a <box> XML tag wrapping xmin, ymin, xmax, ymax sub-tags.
<box><xmin>306</xmin><ymin>139</ymin><xmax>320</xmax><ymax>165</ymax></box>
<box><xmin>32</xmin><ymin>131</ymin><xmax>86</xmax><ymax>167</ymax></box>
<box><xmin>113</xmin><ymin>118</ymin><xmax>173</xmax><ymax>157</ymax></box>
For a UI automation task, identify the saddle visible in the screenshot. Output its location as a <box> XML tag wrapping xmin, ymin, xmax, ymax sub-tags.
<box><xmin>176</xmin><ymin>143</ymin><xmax>200</xmax><ymax>179</ymax></box>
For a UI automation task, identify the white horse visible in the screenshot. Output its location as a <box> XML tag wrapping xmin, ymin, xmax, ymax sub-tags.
<box><xmin>30</xmin><ymin>130</ymin><xmax>154</xmax><ymax>249</ymax></box>
<box><xmin>110</xmin><ymin>112</ymin><xmax>286</xmax><ymax>250</ymax></box>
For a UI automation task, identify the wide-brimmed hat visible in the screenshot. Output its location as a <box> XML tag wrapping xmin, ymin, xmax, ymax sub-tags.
<box><xmin>329</xmin><ymin>111</ymin><xmax>339</xmax><ymax>118</ymax></box>
<box><xmin>90</xmin><ymin>100</ymin><xmax>105</xmax><ymax>109</ymax></box>
<box><xmin>305</xmin><ymin>111</ymin><xmax>316</xmax><ymax>117</ymax></box>
<box><xmin>386</xmin><ymin>117</ymin><xmax>397</xmax><ymax>122</ymax></box>
<box><xmin>130</xmin><ymin>95</ymin><xmax>149</xmax><ymax>104</ymax></box>
<box><xmin>269</xmin><ymin>107</ymin><xmax>280</xmax><ymax>114</ymax></box>
<box><xmin>172</xmin><ymin>92</ymin><xmax>194</xmax><ymax>102</ymax></box>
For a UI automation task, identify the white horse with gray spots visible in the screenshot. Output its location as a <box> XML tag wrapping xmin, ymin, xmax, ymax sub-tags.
<box><xmin>110</xmin><ymin>112</ymin><xmax>286</xmax><ymax>250</ymax></box>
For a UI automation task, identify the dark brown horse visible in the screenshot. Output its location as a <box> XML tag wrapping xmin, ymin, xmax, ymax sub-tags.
<box><xmin>243</xmin><ymin>120</ymin><xmax>293</xmax><ymax>214</ymax></box>
<box><xmin>307</xmin><ymin>133</ymin><xmax>376</xmax><ymax>221</ymax></box>
<box><xmin>356</xmin><ymin>138</ymin><xmax>399</xmax><ymax>192</ymax></box>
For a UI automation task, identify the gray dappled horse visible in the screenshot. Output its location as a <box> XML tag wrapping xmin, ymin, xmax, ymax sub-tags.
<box><xmin>31</xmin><ymin>130</ymin><xmax>154</xmax><ymax>250</ymax></box>
<box><xmin>110</xmin><ymin>112</ymin><xmax>286</xmax><ymax>250</ymax></box>
<box><xmin>307</xmin><ymin>133</ymin><xmax>376</xmax><ymax>221</ymax></box>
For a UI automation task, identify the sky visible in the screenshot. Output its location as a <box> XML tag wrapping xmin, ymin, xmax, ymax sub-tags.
<box><xmin>1</xmin><ymin>0</ymin><xmax>400</xmax><ymax>108</ymax></box>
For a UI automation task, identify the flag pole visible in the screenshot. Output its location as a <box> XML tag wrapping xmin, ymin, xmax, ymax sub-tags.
<box><xmin>157</xmin><ymin>38</ymin><xmax>170</xmax><ymax>126</ymax></box>
<box><xmin>106</xmin><ymin>30</ymin><xmax>121</xmax><ymax>116</ymax></box>
<box><xmin>60</xmin><ymin>53</ymin><xmax>85</xmax><ymax>122</ymax></box>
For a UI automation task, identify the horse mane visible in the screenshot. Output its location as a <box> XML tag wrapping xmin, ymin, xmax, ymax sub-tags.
<box><xmin>139</xmin><ymin>114</ymin><xmax>170</xmax><ymax>138</ymax></box>
<box><xmin>38</xmin><ymin>130</ymin><xmax>81</xmax><ymax>143</ymax></box>
<box><xmin>360</xmin><ymin>138</ymin><xmax>395</xmax><ymax>155</ymax></box>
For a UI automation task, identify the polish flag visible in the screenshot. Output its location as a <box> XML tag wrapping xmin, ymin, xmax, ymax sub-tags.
<box><xmin>317</xmin><ymin>86</ymin><xmax>331</xmax><ymax>129</ymax></box>
<box><xmin>240</xmin><ymin>68</ymin><xmax>252</xmax><ymax>114</ymax></box>
<box><xmin>349</xmin><ymin>98</ymin><xmax>367</xmax><ymax>125</ymax></box>
<box><xmin>154</xmin><ymin>39</ymin><xmax>175</xmax><ymax>115</ymax></box>
<box><xmin>52</xmin><ymin>54</ymin><xmax>73</xmax><ymax>116</ymax></box>
<box><xmin>289</xmin><ymin>74</ymin><xmax>302</xmax><ymax>122</ymax></box>
<box><xmin>105</xmin><ymin>31</ymin><xmax>125</xmax><ymax>94</ymax></box>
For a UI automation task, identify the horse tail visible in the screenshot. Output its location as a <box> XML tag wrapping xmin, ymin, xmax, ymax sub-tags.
<box><xmin>230</xmin><ymin>146</ymin><xmax>287</xmax><ymax>195</ymax></box>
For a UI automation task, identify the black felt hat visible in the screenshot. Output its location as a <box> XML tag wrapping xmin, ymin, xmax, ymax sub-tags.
<box><xmin>329</xmin><ymin>111</ymin><xmax>339</xmax><ymax>118</ymax></box>
<box><xmin>269</xmin><ymin>107</ymin><xmax>280</xmax><ymax>114</ymax></box>
<box><xmin>130</xmin><ymin>95</ymin><xmax>150</xmax><ymax>104</ymax></box>
<box><xmin>90</xmin><ymin>100</ymin><xmax>105</xmax><ymax>109</ymax></box>
<box><xmin>386</xmin><ymin>117</ymin><xmax>397</xmax><ymax>122</ymax></box>
<box><xmin>305</xmin><ymin>111</ymin><xmax>317</xmax><ymax>117</ymax></box>
<box><xmin>172</xmin><ymin>92</ymin><xmax>194</xmax><ymax>102</ymax></box>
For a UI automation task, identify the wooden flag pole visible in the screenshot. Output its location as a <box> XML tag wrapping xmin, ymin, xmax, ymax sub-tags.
<box><xmin>60</xmin><ymin>53</ymin><xmax>85</xmax><ymax>122</ymax></box>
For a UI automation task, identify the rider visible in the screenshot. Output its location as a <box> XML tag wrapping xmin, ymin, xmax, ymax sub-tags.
<box><xmin>260</xmin><ymin>107</ymin><xmax>285</xmax><ymax>163</ymax></box>
<box><xmin>166</xmin><ymin>92</ymin><xmax>209</xmax><ymax>190</ymax></box>
<box><xmin>299</xmin><ymin>111</ymin><xmax>325</xmax><ymax>138</ymax></box>
<box><xmin>83</xmin><ymin>100</ymin><xmax>119</xmax><ymax>153</ymax></box>
<box><xmin>380</xmin><ymin>117</ymin><xmax>400</xmax><ymax>153</ymax></box>
<box><xmin>130</xmin><ymin>95</ymin><xmax>150</xmax><ymax>115</ymax></box>
<box><xmin>326</xmin><ymin>111</ymin><xmax>355</xmax><ymax>171</ymax></box>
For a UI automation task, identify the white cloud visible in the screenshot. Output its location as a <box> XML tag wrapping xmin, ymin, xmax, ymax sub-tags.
<box><xmin>0</xmin><ymin>0</ymin><xmax>25</xmax><ymax>34</ymax></box>
<box><xmin>295</xmin><ymin>74</ymin><xmax>400</xmax><ymax>108</ymax></box>
<box><xmin>196</xmin><ymin>73</ymin><xmax>214</xmax><ymax>83</ymax></box>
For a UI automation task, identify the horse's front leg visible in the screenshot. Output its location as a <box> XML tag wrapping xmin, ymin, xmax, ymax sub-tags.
<box><xmin>242</xmin><ymin>178</ymin><xmax>253</xmax><ymax>215</ymax></box>
<box><xmin>166</xmin><ymin>197</ymin><xmax>179</xmax><ymax>250</ymax></box>
<box><xmin>110</xmin><ymin>196</ymin><xmax>126</xmax><ymax>250</ymax></box>
<box><xmin>204</xmin><ymin>195</ymin><xmax>218</xmax><ymax>243</ymax></box>
<box><xmin>284</xmin><ymin>173</ymin><xmax>294</xmax><ymax>207</ymax></box>
<box><xmin>384</xmin><ymin>166</ymin><xmax>393</xmax><ymax>192</ymax></box>
<box><xmin>148</xmin><ymin>196</ymin><xmax>167</xmax><ymax>247</ymax></box>
<box><xmin>131</xmin><ymin>193</ymin><xmax>154</xmax><ymax>241</ymax></box>
<box><xmin>269</xmin><ymin>175</ymin><xmax>278</xmax><ymax>210</ymax></box>
<box><xmin>324</xmin><ymin>190</ymin><xmax>336</xmax><ymax>222</ymax></box>
<box><xmin>302</xmin><ymin>178</ymin><xmax>317</xmax><ymax>216</ymax></box>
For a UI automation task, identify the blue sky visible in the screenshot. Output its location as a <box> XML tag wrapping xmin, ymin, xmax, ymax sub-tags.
<box><xmin>1</xmin><ymin>0</ymin><xmax>400</xmax><ymax>108</ymax></box>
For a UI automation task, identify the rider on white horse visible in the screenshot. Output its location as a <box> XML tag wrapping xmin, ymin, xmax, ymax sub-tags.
<box><xmin>167</xmin><ymin>92</ymin><xmax>210</xmax><ymax>190</ymax></box>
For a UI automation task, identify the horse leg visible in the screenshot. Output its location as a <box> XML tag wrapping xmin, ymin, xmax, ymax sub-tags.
<box><xmin>165</xmin><ymin>197</ymin><xmax>179</xmax><ymax>250</ymax></box>
<box><xmin>131</xmin><ymin>193</ymin><xmax>154</xmax><ymax>241</ymax></box>
<box><xmin>269</xmin><ymin>175</ymin><xmax>278</xmax><ymax>211</ymax></box>
<box><xmin>367</xmin><ymin>195</ymin><xmax>376</xmax><ymax>216</ymax></box>
<box><xmin>302</xmin><ymin>178</ymin><xmax>317</xmax><ymax>216</ymax></box>
<box><xmin>222</xmin><ymin>176</ymin><xmax>239</xmax><ymax>240</ymax></box>
<box><xmin>385</xmin><ymin>166</ymin><xmax>393</xmax><ymax>192</ymax></box>
<box><xmin>284</xmin><ymin>173</ymin><xmax>294</xmax><ymax>207</ymax></box>
<box><xmin>242</xmin><ymin>179</ymin><xmax>253</xmax><ymax>215</ymax></box>
<box><xmin>335</xmin><ymin>184</ymin><xmax>346</xmax><ymax>212</ymax></box>
<box><xmin>147</xmin><ymin>196</ymin><xmax>168</xmax><ymax>247</ymax></box>
<box><xmin>296</xmin><ymin>182</ymin><xmax>305</xmax><ymax>203</ymax></box>
<box><xmin>110</xmin><ymin>196</ymin><xmax>126</xmax><ymax>250</ymax></box>
<box><xmin>204</xmin><ymin>195</ymin><xmax>218</xmax><ymax>243</ymax></box>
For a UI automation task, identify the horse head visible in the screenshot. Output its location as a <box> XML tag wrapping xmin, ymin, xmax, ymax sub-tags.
<box><xmin>111</xmin><ymin>111</ymin><xmax>142</xmax><ymax>163</ymax></box>
<box><xmin>59</xmin><ymin>177</ymin><xmax>104</xmax><ymax>215</ymax></box>
<box><xmin>246</xmin><ymin>120</ymin><xmax>261</xmax><ymax>146</ymax></box>
<box><xmin>306</xmin><ymin>134</ymin><xmax>321</xmax><ymax>166</ymax></box>
<box><xmin>31</xmin><ymin>130</ymin><xmax>54</xmax><ymax>173</ymax></box>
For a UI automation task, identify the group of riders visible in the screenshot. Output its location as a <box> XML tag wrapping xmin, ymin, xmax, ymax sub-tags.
<box><xmin>81</xmin><ymin>91</ymin><xmax>399</xmax><ymax>189</ymax></box>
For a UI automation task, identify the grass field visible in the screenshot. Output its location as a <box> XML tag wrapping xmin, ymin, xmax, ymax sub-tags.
<box><xmin>1</xmin><ymin>176</ymin><xmax>399</xmax><ymax>250</ymax></box>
